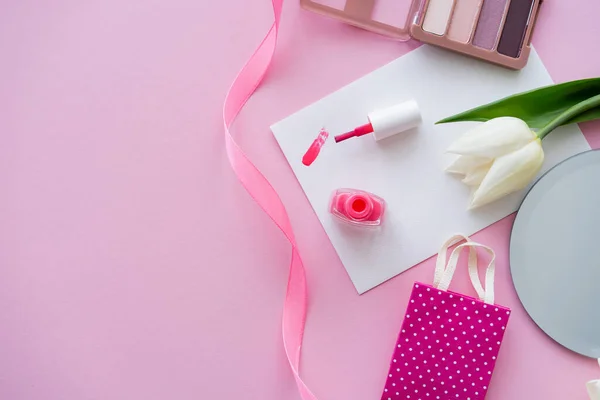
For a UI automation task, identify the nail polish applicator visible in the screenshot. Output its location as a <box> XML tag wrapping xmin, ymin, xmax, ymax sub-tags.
<box><xmin>334</xmin><ymin>100</ymin><xmax>422</xmax><ymax>143</ymax></box>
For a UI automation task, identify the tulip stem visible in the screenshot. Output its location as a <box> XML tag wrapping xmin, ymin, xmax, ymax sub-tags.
<box><xmin>537</xmin><ymin>93</ymin><xmax>600</xmax><ymax>139</ymax></box>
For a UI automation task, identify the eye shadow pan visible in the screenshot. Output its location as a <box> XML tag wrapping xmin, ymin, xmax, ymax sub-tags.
<box><xmin>472</xmin><ymin>0</ymin><xmax>509</xmax><ymax>50</ymax></box>
<box><xmin>423</xmin><ymin>0</ymin><xmax>455</xmax><ymax>36</ymax></box>
<box><xmin>447</xmin><ymin>0</ymin><xmax>483</xmax><ymax>43</ymax></box>
<box><xmin>497</xmin><ymin>0</ymin><xmax>534</xmax><ymax>58</ymax></box>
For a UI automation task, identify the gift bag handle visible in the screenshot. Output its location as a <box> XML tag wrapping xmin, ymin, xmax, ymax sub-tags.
<box><xmin>433</xmin><ymin>235</ymin><xmax>496</xmax><ymax>304</ymax></box>
<box><xmin>433</xmin><ymin>234</ymin><xmax>475</xmax><ymax>288</ymax></box>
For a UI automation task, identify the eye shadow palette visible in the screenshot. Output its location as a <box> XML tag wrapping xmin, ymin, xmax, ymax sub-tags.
<box><xmin>412</xmin><ymin>0</ymin><xmax>541</xmax><ymax>69</ymax></box>
<box><xmin>301</xmin><ymin>0</ymin><xmax>543</xmax><ymax>69</ymax></box>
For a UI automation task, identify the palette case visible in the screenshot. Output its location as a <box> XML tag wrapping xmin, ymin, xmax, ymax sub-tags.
<box><xmin>300</xmin><ymin>0</ymin><xmax>543</xmax><ymax>70</ymax></box>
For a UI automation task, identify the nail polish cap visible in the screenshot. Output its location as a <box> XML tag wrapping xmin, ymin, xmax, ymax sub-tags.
<box><xmin>368</xmin><ymin>100</ymin><xmax>421</xmax><ymax>141</ymax></box>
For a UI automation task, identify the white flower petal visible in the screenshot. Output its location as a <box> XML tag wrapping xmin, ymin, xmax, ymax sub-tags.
<box><xmin>445</xmin><ymin>155</ymin><xmax>491</xmax><ymax>175</ymax></box>
<box><xmin>462</xmin><ymin>163</ymin><xmax>491</xmax><ymax>186</ymax></box>
<box><xmin>469</xmin><ymin>140</ymin><xmax>544</xmax><ymax>209</ymax></box>
<box><xmin>447</xmin><ymin>117</ymin><xmax>536</xmax><ymax>158</ymax></box>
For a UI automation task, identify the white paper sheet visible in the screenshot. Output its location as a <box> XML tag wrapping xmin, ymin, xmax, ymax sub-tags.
<box><xmin>271</xmin><ymin>46</ymin><xmax>590</xmax><ymax>294</ymax></box>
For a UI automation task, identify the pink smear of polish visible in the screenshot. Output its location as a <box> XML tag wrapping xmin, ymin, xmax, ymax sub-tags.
<box><xmin>302</xmin><ymin>128</ymin><xmax>329</xmax><ymax>166</ymax></box>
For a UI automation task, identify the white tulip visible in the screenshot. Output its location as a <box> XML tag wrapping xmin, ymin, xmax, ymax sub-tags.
<box><xmin>588</xmin><ymin>379</ymin><xmax>600</xmax><ymax>400</ymax></box>
<box><xmin>446</xmin><ymin>117</ymin><xmax>545</xmax><ymax>209</ymax></box>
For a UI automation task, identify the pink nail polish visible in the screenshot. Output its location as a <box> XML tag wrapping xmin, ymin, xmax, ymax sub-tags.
<box><xmin>329</xmin><ymin>189</ymin><xmax>386</xmax><ymax>226</ymax></box>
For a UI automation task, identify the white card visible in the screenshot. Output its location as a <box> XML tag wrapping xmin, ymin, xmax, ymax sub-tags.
<box><xmin>271</xmin><ymin>46</ymin><xmax>590</xmax><ymax>294</ymax></box>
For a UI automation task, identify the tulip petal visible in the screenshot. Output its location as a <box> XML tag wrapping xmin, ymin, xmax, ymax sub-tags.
<box><xmin>447</xmin><ymin>117</ymin><xmax>537</xmax><ymax>158</ymax></box>
<box><xmin>462</xmin><ymin>163</ymin><xmax>491</xmax><ymax>186</ymax></box>
<box><xmin>469</xmin><ymin>140</ymin><xmax>545</xmax><ymax>209</ymax></box>
<box><xmin>445</xmin><ymin>155</ymin><xmax>491</xmax><ymax>175</ymax></box>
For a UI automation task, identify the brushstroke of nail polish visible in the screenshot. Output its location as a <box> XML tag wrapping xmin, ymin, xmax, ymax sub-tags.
<box><xmin>302</xmin><ymin>128</ymin><xmax>329</xmax><ymax>166</ymax></box>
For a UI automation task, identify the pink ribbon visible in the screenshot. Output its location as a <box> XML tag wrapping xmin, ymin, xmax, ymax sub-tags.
<box><xmin>222</xmin><ymin>1</ymin><xmax>317</xmax><ymax>399</ymax></box>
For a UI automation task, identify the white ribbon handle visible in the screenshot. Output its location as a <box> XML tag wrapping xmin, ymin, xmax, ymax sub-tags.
<box><xmin>434</xmin><ymin>235</ymin><xmax>496</xmax><ymax>304</ymax></box>
<box><xmin>587</xmin><ymin>359</ymin><xmax>600</xmax><ymax>399</ymax></box>
<box><xmin>433</xmin><ymin>234</ymin><xmax>475</xmax><ymax>287</ymax></box>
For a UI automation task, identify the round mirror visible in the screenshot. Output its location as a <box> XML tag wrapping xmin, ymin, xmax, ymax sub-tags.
<box><xmin>510</xmin><ymin>149</ymin><xmax>600</xmax><ymax>358</ymax></box>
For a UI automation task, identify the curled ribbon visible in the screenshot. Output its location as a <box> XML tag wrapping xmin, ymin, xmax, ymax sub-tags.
<box><xmin>588</xmin><ymin>359</ymin><xmax>600</xmax><ymax>399</ymax></box>
<box><xmin>222</xmin><ymin>1</ymin><xmax>317</xmax><ymax>399</ymax></box>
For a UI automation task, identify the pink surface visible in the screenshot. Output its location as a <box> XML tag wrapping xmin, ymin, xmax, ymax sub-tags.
<box><xmin>1</xmin><ymin>1</ymin><xmax>599</xmax><ymax>399</ymax></box>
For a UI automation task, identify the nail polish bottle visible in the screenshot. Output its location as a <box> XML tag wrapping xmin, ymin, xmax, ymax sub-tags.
<box><xmin>329</xmin><ymin>188</ymin><xmax>386</xmax><ymax>226</ymax></box>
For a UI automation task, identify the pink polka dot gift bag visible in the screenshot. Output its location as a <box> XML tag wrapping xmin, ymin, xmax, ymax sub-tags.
<box><xmin>382</xmin><ymin>235</ymin><xmax>511</xmax><ymax>400</ymax></box>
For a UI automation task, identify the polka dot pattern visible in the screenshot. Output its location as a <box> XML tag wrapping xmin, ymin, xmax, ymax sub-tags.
<box><xmin>382</xmin><ymin>282</ymin><xmax>510</xmax><ymax>400</ymax></box>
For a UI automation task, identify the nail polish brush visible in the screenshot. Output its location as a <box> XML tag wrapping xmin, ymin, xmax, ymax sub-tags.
<box><xmin>334</xmin><ymin>100</ymin><xmax>422</xmax><ymax>143</ymax></box>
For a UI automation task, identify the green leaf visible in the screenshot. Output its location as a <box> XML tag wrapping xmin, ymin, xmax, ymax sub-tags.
<box><xmin>436</xmin><ymin>77</ymin><xmax>600</xmax><ymax>129</ymax></box>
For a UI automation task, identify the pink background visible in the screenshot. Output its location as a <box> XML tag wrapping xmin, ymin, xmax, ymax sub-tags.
<box><xmin>1</xmin><ymin>1</ymin><xmax>599</xmax><ymax>399</ymax></box>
